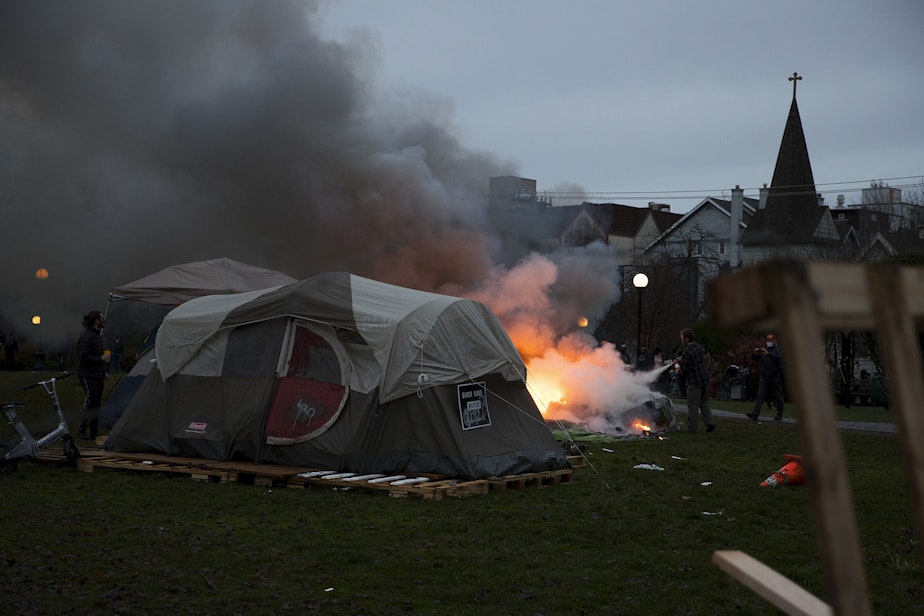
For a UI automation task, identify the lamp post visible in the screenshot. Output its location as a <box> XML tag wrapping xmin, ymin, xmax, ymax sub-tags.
<box><xmin>33</xmin><ymin>267</ymin><xmax>50</xmax><ymax>371</ymax></box>
<box><xmin>632</xmin><ymin>272</ymin><xmax>649</xmax><ymax>367</ymax></box>
<box><xmin>32</xmin><ymin>315</ymin><xmax>46</xmax><ymax>371</ymax></box>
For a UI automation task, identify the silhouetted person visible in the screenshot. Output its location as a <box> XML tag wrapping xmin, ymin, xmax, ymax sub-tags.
<box><xmin>677</xmin><ymin>328</ymin><xmax>715</xmax><ymax>433</ymax></box>
<box><xmin>77</xmin><ymin>310</ymin><xmax>109</xmax><ymax>439</ymax></box>
<box><xmin>747</xmin><ymin>334</ymin><xmax>784</xmax><ymax>422</ymax></box>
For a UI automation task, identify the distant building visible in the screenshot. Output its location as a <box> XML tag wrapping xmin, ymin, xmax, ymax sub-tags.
<box><xmin>485</xmin><ymin>182</ymin><xmax>681</xmax><ymax>265</ymax></box>
<box><xmin>641</xmin><ymin>73</ymin><xmax>923</xmax><ymax>319</ymax></box>
<box><xmin>488</xmin><ymin>175</ymin><xmax>551</xmax><ymax>209</ymax></box>
<box><xmin>737</xmin><ymin>86</ymin><xmax>840</xmax><ymax>263</ymax></box>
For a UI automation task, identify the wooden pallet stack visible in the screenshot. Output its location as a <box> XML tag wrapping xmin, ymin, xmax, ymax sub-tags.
<box><xmin>708</xmin><ymin>261</ymin><xmax>924</xmax><ymax>616</ymax></box>
<box><xmin>71</xmin><ymin>450</ymin><xmax>574</xmax><ymax>500</ymax></box>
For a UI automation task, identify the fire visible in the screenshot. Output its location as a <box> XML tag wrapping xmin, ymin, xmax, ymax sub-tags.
<box><xmin>526</xmin><ymin>371</ymin><xmax>565</xmax><ymax>415</ymax></box>
<box><xmin>633</xmin><ymin>420</ymin><xmax>651</xmax><ymax>432</ymax></box>
<box><xmin>462</xmin><ymin>248</ymin><xmax>649</xmax><ymax>431</ymax></box>
<box><xmin>523</xmin><ymin>333</ymin><xmax>646</xmax><ymax>417</ymax></box>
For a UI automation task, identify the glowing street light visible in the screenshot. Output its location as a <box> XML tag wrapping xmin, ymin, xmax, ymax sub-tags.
<box><xmin>31</xmin><ymin>315</ymin><xmax>45</xmax><ymax>370</ymax></box>
<box><xmin>632</xmin><ymin>272</ymin><xmax>649</xmax><ymax>367</ymax></box>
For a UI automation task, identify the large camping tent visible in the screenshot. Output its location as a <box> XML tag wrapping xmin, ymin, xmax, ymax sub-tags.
<box><xmin>105</xmin><ymin>272</ymin><xmax>569</xmax><ymax>479</ymax></box>
<box><xmin>100</xmin><ymin>258</ymin><xmax>297</xmax><ymax>428</ymax></box>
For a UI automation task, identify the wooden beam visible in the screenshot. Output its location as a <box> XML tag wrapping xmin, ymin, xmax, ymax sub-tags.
<box><xmin>709</xmin><ymin>261</ymin><xmax>874</xmax><ymax>614</ymax></box>
<box><xmin>709</xmin><ymin>261</ymin><xmax>924</xmax><ymax>332</ymax></box>
<box><xmin>770</xmin><ymin>262</ymin><xmax>872</xmax><ymax>614</ymax></box>
<box><xmin>866</xmin><ymin>264</ymin><xmax>924</xmax><ymax>569</ymax></box>
<box><xmin>712</xmin><ymin>550</ymin><xmax>832</xmax><ymax>616</ymax></box>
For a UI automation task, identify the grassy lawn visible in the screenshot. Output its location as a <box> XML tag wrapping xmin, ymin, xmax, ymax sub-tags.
<box><xmin>1</xmin><ymin>371</ymin><xmax>920</xmax><ymax>614</ymax></box>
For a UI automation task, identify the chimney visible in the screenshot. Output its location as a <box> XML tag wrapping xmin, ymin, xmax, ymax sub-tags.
<box><xmin>817</xmin><ymin>193</ymin><xmax>825</xmax><ymax>206</ymax></box>
<box><xmin>759</xmin><ymin>183</ymin><xmax>769</xmax><ymax>209</ymax></box>
<box><xmin>648</xmin><ymin>202</ymin><xmax>670</xmax><ymax>212</ymax></box>
<box><xmin>729</xmin><ymin>185</ymin><xmax>744</xmax><ymax>268</ymax></box>
<box><xmin>836</xmin><ymin>194</ymin><xmax>845</xmax><ymax>208</ymax></box>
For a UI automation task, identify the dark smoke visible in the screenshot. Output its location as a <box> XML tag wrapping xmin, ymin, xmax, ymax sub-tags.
<box><xmin>0</xmin><ymin>0</ymin><xmax>519</xmax><ymax>345</ymax></box>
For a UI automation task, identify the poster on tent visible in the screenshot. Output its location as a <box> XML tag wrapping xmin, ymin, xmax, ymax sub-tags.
<box><xmin>458</xmin><ymin>382</ymin><xmax>491</xmax><ymax>430</ymax></box>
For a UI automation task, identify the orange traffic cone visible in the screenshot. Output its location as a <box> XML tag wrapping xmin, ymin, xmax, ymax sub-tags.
<box><xmin>760</xmin><ymin>454</ymin><xmax>804</xmax><ymax>487</ymax></box>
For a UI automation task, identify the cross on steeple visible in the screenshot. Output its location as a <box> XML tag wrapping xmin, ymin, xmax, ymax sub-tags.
<box><xmin>788</xmin><ymin>72</ymin><xmax>802</xmax><ymax>99</ymax></box>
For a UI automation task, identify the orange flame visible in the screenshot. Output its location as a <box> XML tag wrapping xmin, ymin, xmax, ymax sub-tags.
<box><xmin>633</xmin><ymin>420</ymin><xmax>651</xmax><ymax>432</ymax></box>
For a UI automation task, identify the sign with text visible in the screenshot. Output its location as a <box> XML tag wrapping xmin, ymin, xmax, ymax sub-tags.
<box><xmin>458</xmin><ymin>382</ymin><xmax>491</xmax><ymax>430</ymax></box>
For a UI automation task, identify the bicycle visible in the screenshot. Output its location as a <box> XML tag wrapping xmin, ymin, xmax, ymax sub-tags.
<box><xmin>1</xmin><ymin>372</ymin><xmax>80</xmax><ymax>472</ymax></box>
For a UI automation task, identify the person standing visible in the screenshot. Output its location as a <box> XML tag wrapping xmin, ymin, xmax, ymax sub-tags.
<box><xmin>76</xmin><ymin>310</ymin><xmax>110</xmax><ymax>440</ymax></box>
<box><xmin>636</xmin><ymin>346</ymin><xmax>654</xmax><ymax>372</ymax></box>
<box><xmin>747</xmin><ymin>334</ymin><xmax>784</xmax><ymax>422</ymax></box>
<box><xmin>677</xmin><ymin>328</ymin><xmax>716</xmax><ymax>433</ymax></box>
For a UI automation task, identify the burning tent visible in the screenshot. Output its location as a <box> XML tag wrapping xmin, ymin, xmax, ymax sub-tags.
<box><xmin>547</xmin><ymin>390</ymin><xmax>680</xmax><ymax>441</ymax></box>
<box><xmin>105</xmin><ymin>272</ymin><xmax>569</xmax><ymax>480</ymax></box>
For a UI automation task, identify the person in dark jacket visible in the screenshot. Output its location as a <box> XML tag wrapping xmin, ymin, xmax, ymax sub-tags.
<box><xmin>677</xmin><ymin>328</ymin><xmax>716</xmax><ymax>433</ymax></box>
<box><xmin>747</xmin><ymin>334</ymin><xmax>784</xmax><ymax>422</ymax></box>
<box><xmin>76</xmin><ymin>310</ymin><xmax>109</xmax><ymax>439</ymax></box>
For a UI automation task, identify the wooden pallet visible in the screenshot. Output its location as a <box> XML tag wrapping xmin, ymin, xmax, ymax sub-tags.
<box><xmin>287</xmin><ymin>470</ymin><xmax>492</xmax><ymax>500</ymax></box>
<box><xmin>77</xmin><ymin>453</ymin><xmax>232</xmax><ymax>482</ymax></box>
<box><xmin>487</xmin><ymin>468</ymin><xmax>574</xmax><ymax>491</ymax></box>
<box><xmin>708</xmin><ymin>261</ymin><xmax>924</xmax><ymax>616</ymax></box>
<box><xmin>71</xmin><ymin>451</ymin><xmax>574</xmax><ymax>500</ymax></box>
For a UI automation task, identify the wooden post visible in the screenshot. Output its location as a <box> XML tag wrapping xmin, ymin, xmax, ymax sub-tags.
<box><xmin>865</xmin><ymin>264</ymin><xmax>924</xmax><ymax>567</ymax></box>
<box><xmin>708</xmin><ymin>261</ymin><xmax>875</xmax><ymax>614</ymax></box>
<box><xmin>770</xmin><ymin>263</ymin><xmax>871</xmax><ymax>614</ymax></box>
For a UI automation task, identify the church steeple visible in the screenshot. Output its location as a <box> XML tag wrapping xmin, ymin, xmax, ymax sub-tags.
<box><xmin>739</xmin><ymin>72</ymin><xmax>829</xmax><ymax>246</ymax></box>
<box><xmin>766</xmin><ymin>74</ymin><xmax>818</xmax><ymax>215</ymax></box>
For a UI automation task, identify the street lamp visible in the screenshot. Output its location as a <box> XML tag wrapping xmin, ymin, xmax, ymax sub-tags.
<box><xmin>32</xmin><ymin>315</ymin><xmax>46</xmax><ymax>371</ymax></box>
<box><xmin>632</xmin><ymin>272</ymin><xmax>649</xmax><ymax>367</ymax></box>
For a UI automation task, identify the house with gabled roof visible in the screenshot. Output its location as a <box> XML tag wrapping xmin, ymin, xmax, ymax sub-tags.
<box><xmin>843</xmin><ymin>212</ymin><xmax>924</xmax><ymax>262</ymax></box>
<box><xmin>576</xmin><ymin>202</ymin><xmax>681</xmax><ymax>263</ymax></box>
<box><xmin>638</xmin><ymin>192</ymin><xmax>760</xmax><ymax>311</ymax></box>
<box><xmin>641</xmin><ymin>193</ymin><xmax>760</xmax><ymax>268</ymax></box>
<box><xmin>485</xmin><ymin>182</ymin><xmax>681</xmax><ymax>265</ymax></box>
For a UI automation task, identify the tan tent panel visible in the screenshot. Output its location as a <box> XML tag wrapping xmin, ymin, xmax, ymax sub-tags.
<box><xmin>108</xmin><ymin>257</ymin><xmax>297</xmax><ymax>306</ymax></box>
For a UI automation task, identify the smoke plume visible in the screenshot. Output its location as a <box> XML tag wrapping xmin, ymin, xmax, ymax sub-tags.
<box><xmin>0</xmin><ymin>0</ymin><xmax>519</xmax><ymax>344</ymax></box>
<box><xmin>453</xmin><ymin>247</ymin><xmax>658</xmax><ymax>433</ymax></box>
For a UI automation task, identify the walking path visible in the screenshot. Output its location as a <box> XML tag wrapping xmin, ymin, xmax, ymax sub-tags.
<box><xmin>676</xmin><ymin>405</ymin><xmax>896</xmax><ymax>434</ymax></box>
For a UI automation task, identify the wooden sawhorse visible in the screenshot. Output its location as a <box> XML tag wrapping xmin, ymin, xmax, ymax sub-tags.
<box><xmin>708</xmin><ymin>261</ymin><xmax>924</xmax><ymax>615</ymax></box>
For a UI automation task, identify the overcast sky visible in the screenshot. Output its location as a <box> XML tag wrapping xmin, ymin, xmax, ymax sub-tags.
<box><xmin>1</xmin><ymin>1</ymin><xmax>921</xmax><ymax>342</ymax></box>
<box><xmin>323</xmin><ymin>0</ymin><xmax>924</xmax><ymax>208</ymax></box>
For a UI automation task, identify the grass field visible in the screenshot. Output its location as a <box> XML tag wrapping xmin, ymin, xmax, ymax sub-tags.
<box><xmin>1</xmin><ymin>370</ymin><xmax>920</xmax><ymax>614</ymax></box>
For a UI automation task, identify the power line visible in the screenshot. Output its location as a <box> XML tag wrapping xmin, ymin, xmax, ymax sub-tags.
<box><xmin>537</xmin><ymin>175</ymin><xmax>924</xmax><ymax>201</ymax></box>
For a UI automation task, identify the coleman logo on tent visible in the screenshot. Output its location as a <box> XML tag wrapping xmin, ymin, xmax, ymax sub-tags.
<box><xmin>185</xmin><ymin>422</ymin><xmax>208</xmax><ymax>434</ymax></box>
<box><xmin>458</xmin><ymin>382</ymin><xmax>491</xmax><ymax>430</ymax></box>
